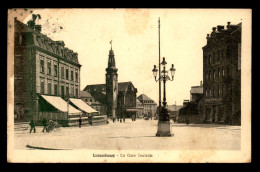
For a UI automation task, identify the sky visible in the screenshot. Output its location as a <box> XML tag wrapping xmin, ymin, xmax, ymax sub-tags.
<box><xmin>12</xmin><ymin>8</ymin><xmax>250</xmax><ymax>106</ymax></box>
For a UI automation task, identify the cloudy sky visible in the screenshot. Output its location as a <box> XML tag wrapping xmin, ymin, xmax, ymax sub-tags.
<box><xmin>11</xmin><ymin>8</ymin><xmax>250</xmax><ymax>105</ymax></box>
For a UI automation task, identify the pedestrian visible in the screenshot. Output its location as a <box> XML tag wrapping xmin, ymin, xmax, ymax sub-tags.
<box><xmin>186</xmin><ymin>118</ymin><xmax>190</xmax><ymax>125</ymax></box>
<box><xmin>123</xmin><ymin>118</ymin><xmax>125</xmax><ymax>123</ymax></box>
<box><xmin>79</xmin><ymin>116</ymin><xmax>82</xmax><ymax>128</ymax></box>
<box><xmin>29</xmin><ymin>119</ymin><xmax>36</xmax><ymax>133</ymax></box>
<box><xmin>42</xmin><ymin>118</ymin><xmax>47</xmax><ymax>132</ymax></box>
<box><xmin>120</xmin><ymin>118</ymin><xmax>122</xmax><ymax>123</ymax></box>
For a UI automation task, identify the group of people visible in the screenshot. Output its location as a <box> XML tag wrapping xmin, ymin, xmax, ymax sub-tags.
<box><xmin>29</xmin><ymin>118</ymin><xmax>60</xmax><ymax>133</ymax></box>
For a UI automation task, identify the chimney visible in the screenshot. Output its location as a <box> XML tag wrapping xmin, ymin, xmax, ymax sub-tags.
<box><xmin>206</xmin><ymin>34</ymin><xmax>210</xmax><ymax>40</ymax></box>
<box><xmin>35</xmin><ymin>25</ymin><xmax>42</xmax><ymax>32</ymax></box>
<box><xmin>227</xmin><ymin>21</ymin><xmax>231</xmax><ymax>29</ymax></box>
<box><xmin>212</xmin><ymin>27</ymin><xmax>217</xmax><ymax>32</ymax></box>
<box><xmin>217</xmin><ymin>25</ymin><xmax>224</xmax><ymax>32</ymax></box>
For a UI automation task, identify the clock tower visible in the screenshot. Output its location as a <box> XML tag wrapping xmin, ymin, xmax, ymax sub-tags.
<box><xmin>106</xmin><ymin>41</ymin><xmax>118</xmax><ymax>121</ymax></box>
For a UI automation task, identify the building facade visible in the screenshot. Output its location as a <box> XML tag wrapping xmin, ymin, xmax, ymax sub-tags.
<box><xmin>201</xmin><ymin>22</ymin><xmax>241</xmax><ymax>125</ymax></box>
<box><xmin>190</xmin><ymin>81</ymin><xmax>203</xmax><ymax>102</ymax></box>
<box><xmin>14</xmin><ymin>17</ymin><xmax>81</xmax><ymax>122</ymax></box>
<box><xmin>80</xmin><ymin>91</ymin><xmax>106</xmax><ymax>115</ymax></box>
<box><xmin>137</xmin><ymin>94</ymin><xmax>157</xmax><ymax>118</ymax></box>
<box><xmin>83</xmin><ymin>45</ymin><xmax>138</xmax><ymax>119</ymax></box>
<box><xmin>84</xmin><ymin>82</ymin><xmax>138</xmax><ymax>119</ymax></box>
<box><xmin>136</xmin><ymin>99</ymin><xmax>144</xmax><ymax>118</ymax></box>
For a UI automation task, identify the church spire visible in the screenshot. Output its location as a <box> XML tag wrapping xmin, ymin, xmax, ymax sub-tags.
<box><xmin>108</xmin><ymin>40</ymin><xmax>116</xmax><ymax>68</ymax></box>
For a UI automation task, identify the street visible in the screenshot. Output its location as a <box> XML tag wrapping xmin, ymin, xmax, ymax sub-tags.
<box><xmin>15</xmin><ymin>118</ymin><xmax>241</xmax><ymax>150</ymax></box>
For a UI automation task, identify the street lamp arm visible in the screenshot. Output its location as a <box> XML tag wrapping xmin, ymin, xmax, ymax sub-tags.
<box><xmin>154</xmin><ymin>76</ymin><xmax>162</xmax><ymax>82</ymax></box>
<box><xmin>166</xmin><ymin>75</ymin><xmax>174</xmax><ymax>81</ymax></box>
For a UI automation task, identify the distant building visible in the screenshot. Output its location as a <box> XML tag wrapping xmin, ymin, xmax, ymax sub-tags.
<box><xmin>14</xmin><ymin>16</ymin><xmax>82</xmax><ymax>125</ymax></box>
<box><xmin>190</xmin><ymin>81</ymin><xmax>203</xmax><ymax>102</ymax></box>
<box><xmin>137</xmin><ymin>94</ymin><xmax>157</xmax><ymax>117</ymax></box>
<box><xmin>201</xmin><ymin>21</ymin><xmax>241</xmax><ymax>125</ymax></box>
<box><xmin>136</xmin><ymin>99</ymin><xmax>144</xmax><ymax>117</ymax></box>
<box><xmin>80</xmin><ymin>91</ymin><xmax>106</xmax><ymax>115</ymax></box>
<box><xmin>183</xmin><ymin>100</ymin><xmax>189</xmax><ymax>107</ymax></box>
<box><xmin>84</xmin><ymin>81</ymin><xmax>138</xmax><ymax>118</ymax></box>
<box><xmin>167</xmin><ymin>104</ymin><xmax>183</xmax><ymax>118</ymax></box>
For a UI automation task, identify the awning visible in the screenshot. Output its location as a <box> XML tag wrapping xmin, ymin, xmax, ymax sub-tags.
<box><xmin>70</xmin><ymin>98</ymin><xmax>98</xmax><ymax>113</ymax></box>
<box><xmin>126</xmin><ymin>109</ymin><xmax>139</xmax><ymax>112</ymax></box>
<box><xmin>41</xmin><ymin>95</ymin><xmax>81</xmax><ymax>115</ymax></box>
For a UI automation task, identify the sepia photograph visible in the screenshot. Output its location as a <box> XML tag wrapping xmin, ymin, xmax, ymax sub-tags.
<box><xmin>7</xmin><ymin>8</ymin><xmax>251</xmax><ymax>163</ymax></box>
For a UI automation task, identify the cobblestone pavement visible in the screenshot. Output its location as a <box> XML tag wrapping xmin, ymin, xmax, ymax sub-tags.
<box><xmin>14</xmin><ymin>119</ymin><xmax>241</xmax><ymax>150</ymax></box>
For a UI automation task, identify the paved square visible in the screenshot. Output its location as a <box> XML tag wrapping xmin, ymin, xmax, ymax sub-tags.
<box><xmin>15</xmin><ymin>119</ymin><xmax>241</xmax><ymax>150</ymax></box>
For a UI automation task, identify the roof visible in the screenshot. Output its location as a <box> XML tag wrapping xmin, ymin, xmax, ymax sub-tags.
<box><xmin>41</xmin><ymin>95</ymin><xmax>81</xmax><ymax>114</ymax></box>
<box><xmin>79</xmin><ymin>91</ymin><xmax>93</xmax><ymax>98</ymax></box>
<box><xmin>83</xmin><ymin>82</ymin><xmax>136</xmax><ymax>93</ymax></box>
<box><xmin>15</xmin><ymin>18</ymin><xmax>80</xmax><ymax>66</ymax></box>
<box><xmin>89</xmin><ymin>91</ymin><xmax>106</xmax><ymax>104</ymax></box>
<box><xmin>137</xmin><ymin>94</ymin><xmax>157</xmax><ymax>104</ymax></box>
<box><xmin>190</xmin><ymin>86</ymin><xmax>203</xmax><ymax>94</ymax></box>
<box><xmin>136</xmin><ymin>99</ymin><xmax>142</xmax><ymax>104</ymax></box>
<box><xmin>70</xmin><ymin>98</ymin><xmax>98</xmax><ymax>113</ymax></box>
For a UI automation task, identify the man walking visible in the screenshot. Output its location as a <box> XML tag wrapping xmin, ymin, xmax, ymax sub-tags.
<box><xmin>79</xmin><ymin>116</ymin><xmax>82</xmax><ymax>128</ymax></box>
<box><xmin>29</xmin><ymin>119</ymin><xmax>36</xmax><ymax>133</ymax></box>
<box><xmin>42</xmin><ymin>118</ymin><xmax>47</xmax><ymax>132</ymax></box>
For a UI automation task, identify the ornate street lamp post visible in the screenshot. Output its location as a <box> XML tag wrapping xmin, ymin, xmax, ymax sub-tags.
<box><xmin>152</xmin><ymin>57</ymin><xmax>176</xmax><ymax>136</ymax></box>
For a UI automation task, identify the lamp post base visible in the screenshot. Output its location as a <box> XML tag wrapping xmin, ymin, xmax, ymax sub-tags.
<box><xmin>156</xmin><ymin>120</ymin><xmax>173</xmax><ymax>137</ymax></box>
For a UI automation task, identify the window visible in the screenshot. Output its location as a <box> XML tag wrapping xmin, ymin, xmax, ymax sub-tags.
<box><xmin>54</xmin><ymin>64</ymin><xmax>58</xmax><ymax>77</ymax></box>
<box><xmin>75</xmin><ymin>88</ymin><xmax>78</xmax><ymax>98</ymax></box>
<box><xmin>226</xmin><ymin>48</ymin><xmax>230</xmax><ymax>59</ymax></box>
<box><xmin>222</xmin><ymin>67</ymin><xmax>225</xmax><ymax>76</ymax></box>
<box><xmin>227</xmin><ymin>67</ymin><xmax>230</xmax><ymax>77</ymax></box>
<box><xmin>218</xmin><ymin>68</ymin><xmax>221</xmax><ymax>78</ymax></box>
<box><xmin>40</xmin><ymin>80</ymin><xmax>45</xmax><ymax>94</ymax></box>
<box><xmin>71</xmin><ymin>70</ymin><xmax>74</xmax><ymax>81</ymax></box>
<box><xmin>75</xmin><ymin>71</ymin><xmax>78</xmax><ymax>83</ymax></box>
<box><xmin>71</xmin><ymin>86</ymin><xmax>74</xmax><ymax>97</ymax></box>
<box><xmin>66</xmin><ymin>86</ymin><xmax>69</xmax><ymax>96</ymax></box>
<box><xmin>218</xmin><ymin>85</ymin><xmax>220</xmax><ymax>97</ymax></box>
<box><xmin>54</xmin><ymin>84</ymin><xmax>58</xmax><ymax>95</ymax></box>
<box><xmin>212</xmin><ymin>52</ymin><xmax>215</xmax><ymax>64</ymax></box>
<box><xmin>213</xmin><ymin>70</ymin><xmax>216</xmax><ymax>79</ymax></box>
<box><xmin>61</xmin><ymin>66</ymin><xmax>64</xmax><ymax>78</ymax></box>
<box><xmin>206</xmin><ymin>89</ymin><xmax>208</xmax><ymax>97</ymax></box>
<box><xmin>40</xmin><ymin>58</ymin><xmax>44</xmax><ymax>73</ymax></box>
<box><xmin>61</xmin><ymin>86</ymin><xmax>65</xmax><ymax>98</ymax></box>
<box><xmin>222</xmin><ymin>85</ymin><xmax>224</xmax><ymax>96</ymax></box>
<box><xmin>205</xmin><ymin>72</ymin><xmax>208</xmax><ymax>80</ymax></box>
<box><xmin>217</xmin><ymin>50</ymin><xmax>220</xmax><ymax>61</ymax></box>
<box><xmin>212</xmin><ymin>86</ymin><xmax>215</xmax><ymax>97</ymax></box>
<box><xmin>221</xmin><ymin>49</ymin><xmax>224</xmax><ymax>59</ymax></box>
<box><xmin>90</xmin><ymin>99</ymin><xmax>92</xmax><ymax>102</ymax></box>
<box><xmin>48</xmin><ymin>81</ymin><xmax>51</xmax><ymax>95</ymax></box>
<box><xmin>66</xmin><ymin>68</ymin><xmax>69</xmax><ymax>80</ymax></box>
<box><xmin>209</xmin><ymin>71</ymin><xmax>211</xmax><ymax>80</ymax></box>
<box><xmin>47</xmin><ymin>61</ymin><xmax>51</xmax><ymax>75</ymax></box>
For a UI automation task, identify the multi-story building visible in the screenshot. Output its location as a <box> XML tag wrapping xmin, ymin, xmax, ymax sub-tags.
<box><xmin>14</xmin><ymin>17</ymin><xmax>82</xmax><ymax>123</ymax></box>
<box><xmin>137</xmin><ymin>94</ymin><xmax>157</xmax><ymax>117</ymax></box>
<box><xmin>201</xmin><ymin>22</ymin><xmax>241</xmax><ymax>125</ymax></box>
<box><xmin>80</xmin><ymin>90</ymin><xmax>106</xmax><ymax>115</ymax></box>
<box><xmin>136</xmin><ymin>99</ymin><xmax>144</xmax><ymax>118</ymax></box>
<box><xmin>190</xmin><ymin>81</ymin><xmax>203</xmax><ymax>102</ymax></box>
